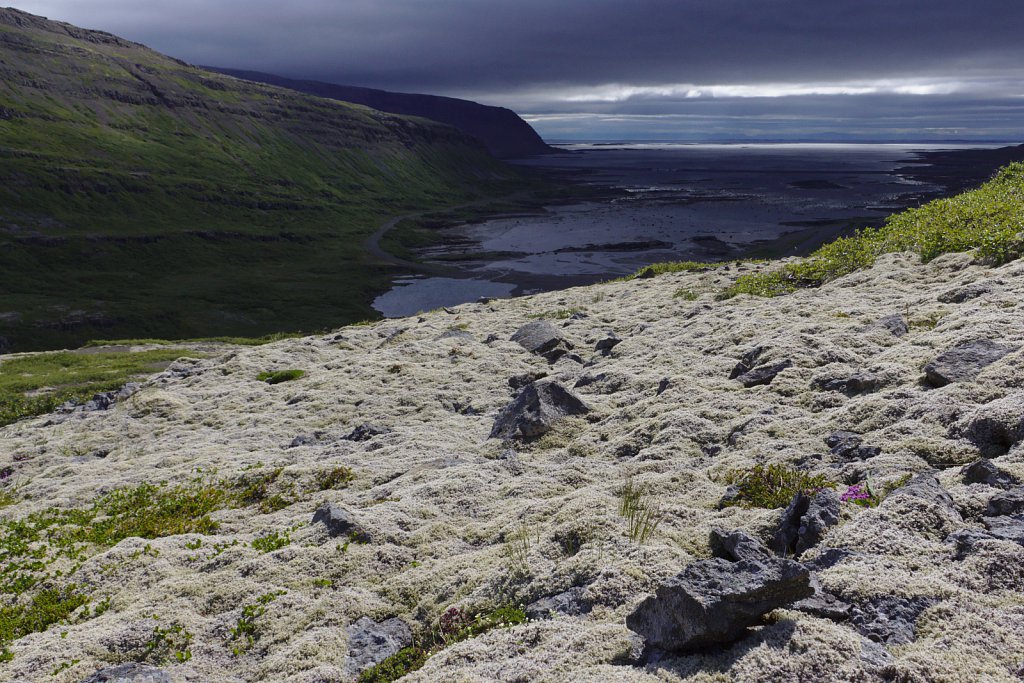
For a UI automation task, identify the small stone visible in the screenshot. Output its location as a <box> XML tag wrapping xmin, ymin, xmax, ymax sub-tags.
<box><xmin>938</xmin><ymin>283</ymin><xmax>992</xmax><ymax>304</ymax></box>
<box><xmin>80</xmin><ymin>664</ymin><xmax>172</xmax><ymax>683</ymax></box>
<box><xmin>344</xmin><ymin>424</ymin><xmax>391</xmax><ymax>442</ymax></box>
<box><xmin>490</xmin><ymin>381</ymin><xmax>590</xmax><ymax>440</ymax></box>
<box><xmin>874</xmin><ymin>314</ymin><xmax>908</xmax><ymax>337</ymax></box>
<box><xmin>962</xmin><ymin>459</ymin><xmax>1019</xmax><ymax>489</ymax></box>
<box><xmin>656</xmin><ymin>377</ymin><xmax>671</xmax><ymax>395</ymax></box>
<box><xmin>729</xmin><ymin>346</ymin><xmax>764</xmax><ymax>380</ymax></box>
<box><xmin>986</xmin><ymin>486</ymin><xmax>1024</xmax><ymax>517</ymax></box>
<box><xmin>525</xmin><ymin>587</ymin><xmax>593</xmax><ymax>620</ymax></box>
<box><xmin>923</xmin><ymin>339</ymin><xmax>1016</xmax><ymax>387</ymax></box>
<box><xmin>344</xmin><ymin>617</ymin><xmax>413</xmax><ymax>679</ymax></box>
<box><xmin>625</xmin><ymin>557</ymin><xmax>813</xmax><ymax>653</ymax></box>
<box><xmin>595</xmin><ymin>331</ymin><xmax>622</xmax><ymax>355</ymax></box>
<box><xmin>735</xmin><ymin>360</ymin><xmax>794</xmax><ymax>388</ymax></box>
<box><xmin>312</xmin><ymin>503</ymin><xmax>371</xmax><ymax>542</ymax></box>
<box><xmin>510</xmin><ymin>321</ymin><xmax>573</xmax><ymax>362</ymax></box>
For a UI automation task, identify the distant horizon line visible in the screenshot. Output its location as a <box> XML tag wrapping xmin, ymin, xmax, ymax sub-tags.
<box><xmin>544</xmin><ymin>139</ymin><xmax>1023</xmax><ymax>147</ymax></box>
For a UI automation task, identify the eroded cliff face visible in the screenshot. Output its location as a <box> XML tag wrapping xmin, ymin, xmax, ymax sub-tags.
<box><xmin>1</xmin><ymin>250</ymin><xmax>1023</xmax><ymax>683</ymax></box>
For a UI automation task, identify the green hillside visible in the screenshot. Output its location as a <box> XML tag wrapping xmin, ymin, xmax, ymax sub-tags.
<box><xmin>0</xmin><ymin>8</ymin><xmax>526</xmax><ymax>352</ymax></box>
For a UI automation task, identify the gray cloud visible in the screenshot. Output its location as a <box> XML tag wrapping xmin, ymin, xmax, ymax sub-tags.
<box><xmin>15</xmin><ymin>0</ymin><xmax>1024</xmax><ymax>140</ymax></box>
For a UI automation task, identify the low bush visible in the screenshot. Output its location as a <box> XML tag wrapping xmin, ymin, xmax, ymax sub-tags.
<box><xmin>722</xmin><ymin>464</ymin><xmax>834</xmax><ymax>509</ymax></box>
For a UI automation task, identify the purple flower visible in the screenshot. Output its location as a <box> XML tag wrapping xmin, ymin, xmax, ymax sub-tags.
<box><xmin>840</xmin><ymin>483</ymin><xmax>871</xmax><ymax>502</ymax></box>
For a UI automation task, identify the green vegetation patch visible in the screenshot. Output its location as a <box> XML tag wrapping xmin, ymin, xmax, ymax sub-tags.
<box><xmin>256</xmin><ymin>369</ymin><xmax>305</xmax><ymax>385</ymax></box>
<box><xmin>0</xmin><ymin>587</ymin><xmax>91</xmax><ymax>662</ymax></box>
<box><xmin>722</xmin><ymin>464</ymin><xmax>835</xmax><ymax>509</ymax></box>
<box><xmin>0</xmin><ymin>348</ymin><xmax>191</xmax><ymax>428</ymax></box>
<box><xmin>724</xmin><ymin>162</ymin><xmax>1024</xmax><ymax>298</ymax></box>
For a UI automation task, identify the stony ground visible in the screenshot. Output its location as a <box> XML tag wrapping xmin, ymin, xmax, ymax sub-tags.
<box><xmin>2</xmin><ymin>249</ymin><xmax>1023</xmax><ymax>683</ymax></box>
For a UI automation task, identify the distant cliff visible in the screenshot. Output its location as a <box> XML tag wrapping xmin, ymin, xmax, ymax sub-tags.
<box><xmin>208</xmin><ymin>67</ymin><xmax>556</xmax><ymax>159</ymax></box>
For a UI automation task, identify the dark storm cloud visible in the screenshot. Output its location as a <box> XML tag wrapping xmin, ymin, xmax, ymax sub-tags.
<box><xmin>14</xmin><ymin>0</ymin><xmax>1024</xmax><ymax>139</ymax></box>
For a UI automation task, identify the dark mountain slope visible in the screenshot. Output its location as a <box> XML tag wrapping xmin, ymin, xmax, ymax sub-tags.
<box><xmin>208</xmin><ymin>67</ymin><xmax>555</xmax><ymax>159</ymax></box>
<box><xmin>0</xmin><ymin>7</ymin><xmax>525</xmax><ymax>351</ymax></box>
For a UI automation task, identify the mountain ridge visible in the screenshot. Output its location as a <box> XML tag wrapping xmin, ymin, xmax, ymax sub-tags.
<box><xmin>206</xmin><ymin>66</ymin><xmax>556</xmax><ymax>159</ymax></box>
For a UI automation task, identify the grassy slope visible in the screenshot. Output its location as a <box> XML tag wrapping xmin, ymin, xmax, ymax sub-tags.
<box><xmin>627</xmin><ymin>162</ymin><xmax>1024</xmax><ymax>295</ymax></box>
<box><xmin>0</xmin><ymin>9</ymin><xmax>527</xmax><ymax>352</ymax></box>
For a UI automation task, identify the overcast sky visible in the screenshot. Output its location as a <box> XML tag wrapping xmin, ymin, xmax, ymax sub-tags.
<box><xmin>15</xmin><ymin>0</ymin><xmax>1024</xmax><ymax>141</ymax></box>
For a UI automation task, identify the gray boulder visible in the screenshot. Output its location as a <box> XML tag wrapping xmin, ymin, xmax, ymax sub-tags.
<box><xmin>923</xmin><ymin>339</ymin><xmax>1016</xmax><ymax>387</ymax></box>
<box><xmin>490</xmin><ymin>381</ymin><xmax>590</xmax><ymax>440</ymax></box>
<box><xmin>80</xmin><ymin>664</ymin><xmax>171</xmax><ymax>683</ymax></box>
<box><xmin>958</xmin><ymin>393</ymin><xmax>1024</xmax><ymax>457</ymax></box>
<box><xmin>962</xmin><ymin>459</ymin><xmax>1019</xmax><ymax>489</ymax></box>
<box><xmin>312</xmin><ymin>503</ymin><xmax>371</xmax><ymax>542</ymax></box>
<box><xmin>826</xmin><ymin>431</ymin><xmax>881</xmax><ymax>460</ymax></box>
<box><xmin>625</xmin><ymin>557</ymin><xmax>812</xmax><ymax>653</ymax></box>
<box><xmin>344</xmin><ymin>617</ymin><xmax>413</xmax><ymax>679</ymax></box>
<box><xmin>771</xmin><ymin>489</ymin><xmax>841</xmax><ymax>557</ymax></box>
<box><xmin>729</xmin><ymin>346</ymin><xmax>765</xmax><ymax>379</ymax></box>
<box><xmin>986</xmin><ymin>486</ymin><xmax>1024</xmax><ymax>517</ymax></box>
<box><xmin>511</xmin><ymin>321</ymin><xmax>573</xmax><ymax>362</ymax></box>
<box><xmin>983</xmin><ymin>514</ymin><xmax>1024</xmax><ymax>545</ymax></box>
<box><xmin>708</xmin><ymin>529</ymin><xmax>772</xmax><ymax>562</ymax></box>
<box><xmin>735</xmin><ymin>360</ymin><xmax>794</xmax><ymax>388</ymax></box>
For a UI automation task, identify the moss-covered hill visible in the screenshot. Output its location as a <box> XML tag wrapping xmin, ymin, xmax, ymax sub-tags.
<box><xmin>0</xmin><ymin>8</ymin><xmax>527</xmax><ymax>352</ymax></box>
<box><xmin>0</xmin><ymin>162</ymin><xmax>1022</xmax><ymax>682</ymax></box>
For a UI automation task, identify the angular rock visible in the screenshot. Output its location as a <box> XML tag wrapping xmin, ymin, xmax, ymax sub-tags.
<box><xmin>80</xmin><ymin>664</ymin><xmax>172</xmax><ymax>683</ymax></box>
<box><xmin>923</xmin><ymin>339</ymin><xmax>1016</xmax><ymax>387</ymax></box>
<box><xmin>850</xmin><ymin>596</ymin><xmax>936</xmax><ymax>645</ymax></box>
<box><xmin>962</xmin><ymin>459</ymin><xmax>1018</xmax><ymax>489</ymax></box>
<box><xmin>729</xmin><ymin>346</ymin><xmax>765</xmax><ymax>380</ymax></box>
<box><xmin>874</xmin><ymin>314</ymin><xmax>908</xmax><ymax>337</ymax></box>
<box><xmin>344</xmin><ymin>424</ymin><xmax>391</xmax><ymax>442</ymax></box>
<box><xmin>958</xmin><ymin>392</ymin><xmax>1024</xmax><ymax>457</ymax></box>
<box><xmin>595</xmin><ymin>331</ymin><xmax>622</xmax><ymax>355</ymax></box>
<box><xmin>938</xmin><ymin>283</ymin><xmax>992</xmax><ymax>304</ymax></box>
<box><xmin>489</xmin><ymin>381</ymin><xmax>590</xmax><ymax>440</ymax></box>
<box><xmin>656</xmin><ymin>377</ymin><xmax>671</xmax><ymax>395</ymax></box>
<box><xmin>509</xmin><ymin>371</ymin><xmax>547</xmax><ymax>390</ymax></box>
<box><xmin>827</xmin><ymin>431</ymin><xmax>861</xmax><ymax>456</ymax></box>
<box><xmin>624</xmin><ymin>557</ymin><xmax>812</xmax><ymax>653</ymax></box>
<box><xmin>708</xmin><ymin>529</ymin><xmax>772</xmax><ymax>562</ymax></box>
<box><xmin>986</xmin><ymin>486</ymin><xmax>1024</xmax><ymax>517</ymax></box>
<box><xmin>735</xmin><ymin>360</ymin><xmax>794</xmax><ymax>388</ymax></box>
<box><xmin>312</xmin><ymin>503</ymin><xmax>371</xmax><ymax>542</ymax></box>
<box><xmin>525</xmin><ymin>587</ymin><xmax>593</xmax><ymax>620</ymax></box>
<box><xmin>983</xmin><ymin>514</ymin><xmax>1024</xmax><ymax>545</ymax></box>
<box><xmin>771</xmin><ymin>488</ymin><xmax>841</xmax><ymax>557</ymax></box>
<box><xmin>792</xmin><ymin>590</ymin><xmax>853</xmax><ymax>621</ymax></box>
<box><xmin>510</xmin><ymin>321</ymin><xmax>573</xmax><ymax>362</ymax></box>
<box><xmin>946</xmin><ymin>528</ymin><xmax>1000</xmax><ymax>560</ymax></box>
<box><xmin>344</xmin><ymin>617</ymin><xmax>413</xmax><ymax>679</ymax></box>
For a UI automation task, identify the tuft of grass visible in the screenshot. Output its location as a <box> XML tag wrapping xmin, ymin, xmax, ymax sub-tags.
<box><xmin>315</xmin><ymin>466</ymin><xmax>355</xmax><ymax>491</ymax></box>
<box><xmin>674</xmin><ymin>288</ymin><xmax>700</xmax><ymax>301</ymax></box>
<box><xmin>722</xmin><ymin>464</ymin><xmax>834</xmax><ymax>509</ymax></box>
<box><xmin>256</xmin><ymin>369</ymin><xmax>305</xmax><ymax>385</ymax></box>
<box><xmin>617</xmin><ymin>478</ymin><xmax>663</xmax><ymax>544</ymax></box>
<box><xmin>503</xmin><ymin>521</ymin><xmax>535</xmax><ymax>576</ymax></box>
<box><xmin>723</xmin><ymin>162</ymin><xmax>1024</xmax><ymax>299</ymax></box>
<box><xmin>624</xmin><ymin>261</ymin><xmax>713</xmax><ymax>280</ymax></box>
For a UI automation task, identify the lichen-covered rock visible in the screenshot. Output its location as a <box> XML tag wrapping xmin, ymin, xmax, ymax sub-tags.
<box><xmin>986</xmin><ymin>486</ymin><xmax>1024</xmax><ymax>517</ymax></box>
<box><xmin>877</xmin><ymin>473</ymin><xmax>963</xmax><ymax>539</ymax></box>
<box><xmin>510</xmin><ymin>320</ymin><xmax>573</xmax><ymax>362</ymax></box>
<box><xmin>874</xmin><ymin>314</ymin><xmax>909</xmax><ymax>337</ymax></box>
<box><xmin>525</xmin><ymin>587</ymin><xmax>593</xmax><ymax>619</ymax></box>
<box><xmin>771</xmin><ymin>489</ymin><xmax>841</xmax><ymax>557</ymax></box>
<box><xmin>489</xmin><ymin>380</ymin><xmax>589</xmax><ymax>439</ymax></box>
<box><xmin>734</xmin><ymin>360</ymin><xmax>794</xmax><ymax>388</ymax></box>
<box><xmin>708</xmin><ymin>528</ymin><xmax>772</xmax><ymax>562</ymax></box>
<box><xmin>625</xmin><ymin>557</ymin><xmax>813</xmax><ymax>653</ymax></box>
<box><xmin>961</xmin><ymin>458</ymin><xmax>1019</xmax><ymax>489</ymax></box>
<box><xmin>344</xmin><ymin>617</ymin><xmax>413</xmax><ymax>679</ymax></box>
<box><xmin>312</xmin><ymin>503</ymin><xmax>371</xmax><ymax>541</ymax></box>
<box><xmin>850</xmin><ymin>596</ymin><xmax>936</xmax><ymax>645</ymax></box>
<box><xmin>938</xmin><ymin>282</ymin><xmax>992</xmax><ymax>303</ymax></box>
<box><xmin>923</xmin><ymin>339</ymin><xmax>1016</xmax><ymax>387</ymax></box>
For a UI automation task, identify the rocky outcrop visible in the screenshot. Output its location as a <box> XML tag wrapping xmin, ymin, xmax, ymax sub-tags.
<box><xmin>770</xmin><ymin>489</ymin><xmax>841</xmax><ymax>557</ymax></box>
<box><xmin>626</xmin><ymin>557</ymin><xmax>813</xmax><ymax>653</ymax></box>
<box><xmin>511</xmin><ymin>321</ymin><xmax>575</xmax><ymax>362</ymax></box>
<box><xmin>490</xmin><ymin>381</ymin><xmax>589</xmax><ymax>440</ymax></box>
<box><xmin>923</xmin><ymin>339</ymin><xmax>1016</xmax><ymax>387</ymax></box>
<box><xmin>344</xmin><ymin>617</ymin><xmax>413</xmax><ymax>679</ymax></box>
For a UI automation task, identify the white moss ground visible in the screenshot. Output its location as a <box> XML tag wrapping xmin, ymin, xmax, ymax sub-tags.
<box><xmin>2</xmin><ymin>250</ymin><xmax>1023</xmax><ymax>683</ymax></box>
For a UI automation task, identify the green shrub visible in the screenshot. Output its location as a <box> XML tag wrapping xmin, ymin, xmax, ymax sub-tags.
<box><xmin>722</xmin><ymin>464</ymin><xmax>834</xmax><ymax>509</ymax></box>
<box><xmin>315</xmin><ymin>466</ymin><xmax>355</xmax><ymax>491</ymax></box>
<box><xmin>724</xmin><ymin>162</ymin><xmax>1024</xmax><ymax>299</ymax></box>
<box><xmin>251</xmin><ymin>531</ymin><xmax>290</xmax><ymax>554</ymax></box>
<box><xmin>256</xmin><ymin>369</ymin><xmax>305</xmax><ymax>384</ymax></box>
<box><xmin>0</xmin><ymin>587</ymin><xmax>91</xmax><ymax>662</ymax></box>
